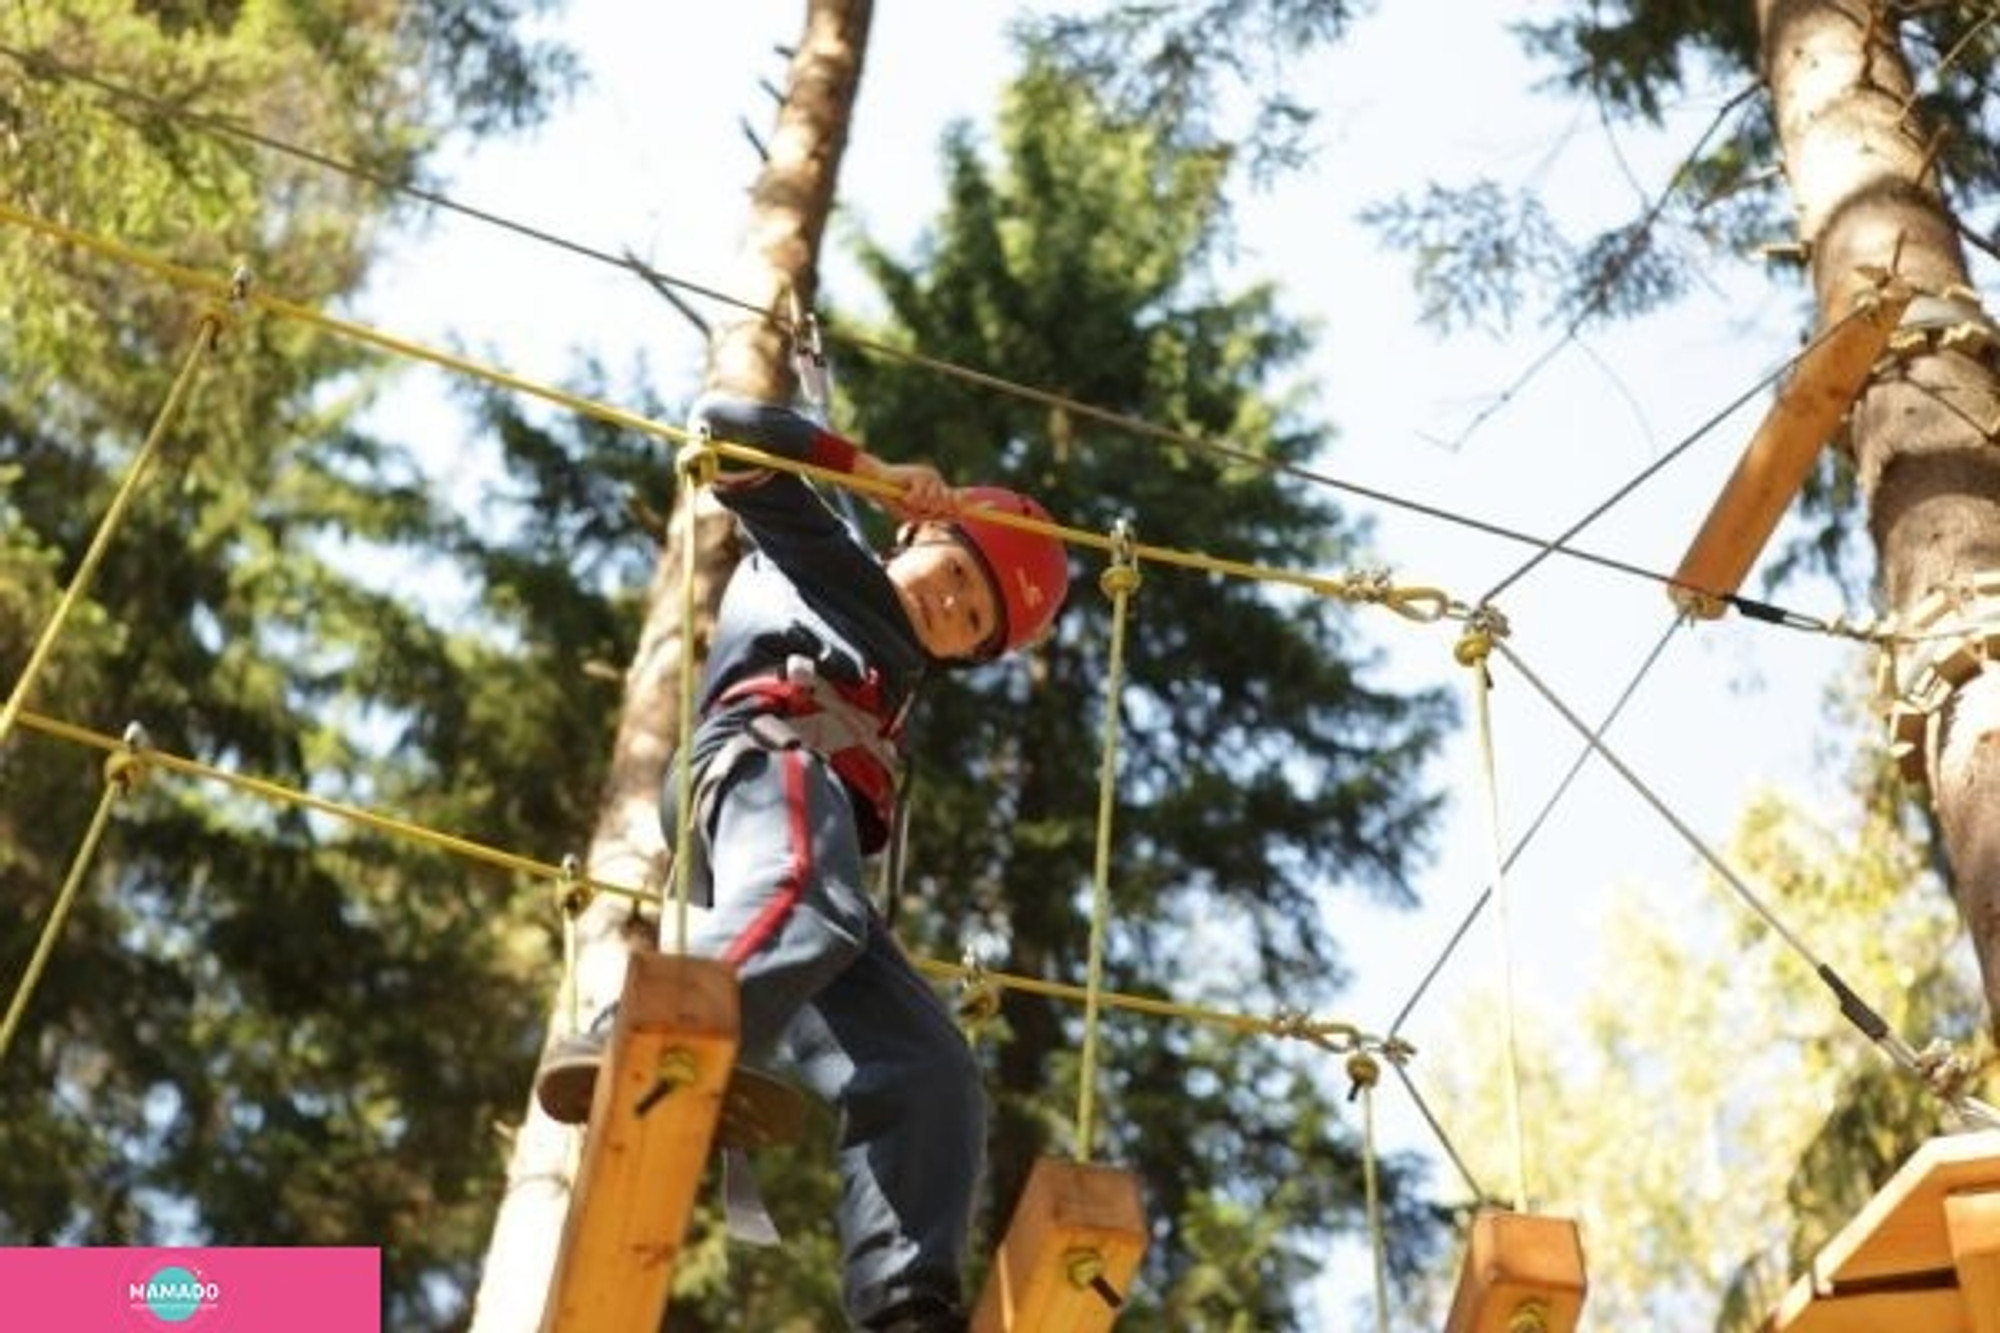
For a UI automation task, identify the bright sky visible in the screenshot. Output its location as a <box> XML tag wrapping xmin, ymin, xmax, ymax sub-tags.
<box><xmin>355</xmin><ymin>1</ymin><xmax>1946</xmax><ymax>1322</ymax></box>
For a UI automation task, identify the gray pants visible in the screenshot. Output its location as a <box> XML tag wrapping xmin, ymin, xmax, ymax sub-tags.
<box><xmin>687</xmin><ymin>739</ymin><xmax>984</xmax><ymax>1324</ymax></box>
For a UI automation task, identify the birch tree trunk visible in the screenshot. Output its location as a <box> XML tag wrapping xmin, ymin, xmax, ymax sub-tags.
<box><xmin>471</xmin><ymin>3</ymin><xmax>873</xmax><ymax>1325</ymax></box>
<box><xmin>1756</xmin><ymin>0</ymin><xmax>2000</xmax><ymax>1031</ymax></box>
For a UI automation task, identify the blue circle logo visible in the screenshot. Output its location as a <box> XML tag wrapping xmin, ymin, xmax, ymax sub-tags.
<box><xmin>135</xmin><ymin>1264</ymin><xmax>215</xmax><ymax>1323</ymax></box>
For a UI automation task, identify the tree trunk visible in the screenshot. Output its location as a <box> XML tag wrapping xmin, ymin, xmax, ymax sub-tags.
<box><xmin>1756</xmin><ymin>0</ymin><xmax>2000</xmax><ymax>1031</ymax></box>
<box><xmin>470</xmin><ymin>4</ymin><xmax>873</xmax><ymax>1326</ymax></box>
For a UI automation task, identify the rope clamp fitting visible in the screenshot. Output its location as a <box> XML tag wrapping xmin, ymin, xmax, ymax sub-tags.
<box><xmin>1345</xmin><ymin>1050</ymin><xmax>1381</xmax><ymax>1102</ymax></box>
<box><xmin>676</xmin><ymin>436</ymin><xmax>720</xmax><ymax>489</ymax></box>
<box><xmin>104</xmin><ymin>721</ymin><xmax>153</xmax><ymax>794</ymax></box>
<box><xmin>1454</xmin><ymin>604</ymin><xmax>1511</xmax><ymax>667</ymax></box>
<box><xmin>788</xmin><ymin>289</ymin><xmax>832</xmax><ymax>409</ymax></box>
<box><xmin>555</xmin><ymin>852</ymin><xmax>593</xmax><ymax>919</ymax></box>
<box><xmin>1100</xmin><ymin>518</ymin><xmax>1141</xmax><ymax>598</ymax></box>
<box><xmin>955</xmin><ymin>952</ymin><xmax>1002</xmax><ymax>1028</ymax></box>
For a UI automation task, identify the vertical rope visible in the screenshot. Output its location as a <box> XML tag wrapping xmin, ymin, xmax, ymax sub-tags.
<box><xmin>1347</xmin><ymin>1052</ymin><xmax>1391</xmax><ymax>1333</ymax></box>
<box><xmin>1077</xmin><ymin>520</ymin><xmax>1139</xmax><ymax>1161</ymax></box>
<box><xmin>666</xmin><ymin>438</ymin><xmax>717</xmax><ymax>954</ymax></box>
<box><xmin>0</xmin><ymin>723</ymin><xmax>149</xmax><ymax>1062</ymax></box>
<box><xmin>1458</xmin><ymin>614</ymin><xmax>1529</xmax><ymax>1212</ymax></box>
<box><xmin>555</xmin><ymin>853</ymin><xmax>589</xmax><ymax>1035</ymax></box>
<box><xmin>0</xmin><ymin>286</ymin><xmax>237</xmax><ymax>754</ymax></box>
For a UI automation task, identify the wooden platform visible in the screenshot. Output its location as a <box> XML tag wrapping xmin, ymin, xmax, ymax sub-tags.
<box><xmin>1763</xmin><ymin>1130</ymin><xmax>2000</xmax><ymax>1333</ymax></box>
<box><xmin>538</xmin><ymin>952</ymin><xmax>739</xmax><ymax>1333</ymax></box>
<box><xmin>1442</xmin><ymin>1209</ymin><xmax>1587</xmax><ymax>1333</ymax></box>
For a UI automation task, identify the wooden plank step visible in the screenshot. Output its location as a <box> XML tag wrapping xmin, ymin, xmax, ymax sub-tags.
<box><xmin>971</xmin><ymin>1157</ymin><xmax>1148</xmax><ymax>1332</ymax></box>
<box><xmin>1442</xmin><ymin>1209</ymin><xmax>1587</xmax><ymax>1333</ymax></box>
<box><xmin>538</xmin><ymin>953</ymin><xmax>739</xmax><ymax>1333</ymax></box>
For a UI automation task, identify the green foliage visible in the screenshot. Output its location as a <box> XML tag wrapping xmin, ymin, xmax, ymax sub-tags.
<box><xmin>1023</xmin><ymin>0</ymin><xmax>1368</xmax><ymax>179</ymax></box>
<box><xmin>1513</xmin><ymin>0</ymin><xmax>1759</xmax><ymax>122</ymax></box>
<box><xmin>1359</xmin><ymin>181</ymin><xmax>1574</xmax><ymax>335</ymax></box>
<box><xmin>0</xmin><ymin>3</ymin><xmax>574</xmax><ymax>1329</ymax></box>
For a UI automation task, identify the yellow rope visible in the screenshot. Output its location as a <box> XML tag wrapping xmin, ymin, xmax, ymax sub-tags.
<box><xmin>0</xmin><ymin>196</ymin><xmax>1464</xmax><ymax>631</ymax></box>
<box><xmin>1347</xmin><ymin>1051</ymin><xmax>1390</xmax><ymax>1333</ymax></box>
<box><xmin>697</xmin><ymin>438</ymin><xmax>1458</xmax><ymax>621</ymax></box>
<box><xmin>1457</xmin><ymin>613</ymin><xmax>1530</xmax><ymax>1212</ymax></box>
<box><xmin>1076</xmin><ymin>521</ymin><xmax>1141</xmax><ymax>1161</ymax></box>
<box><xmin>0</xmin><ymin>725</ymin><xmax>148</xmax><ymax>1061</ymax></box>
<box><xmin>0</xmin><ymin>293</ymin><xmax>232</xmax><ymax>754</ymax></box>
<box><xmin>11</xmin><ymin>708</ymin><xmax>650</xmax><ymax>903</ymax></box>
<box><xmin>14</xmin><ymin>707</ymin><xmax>1388</xmax><ymax>1054</ymax></box>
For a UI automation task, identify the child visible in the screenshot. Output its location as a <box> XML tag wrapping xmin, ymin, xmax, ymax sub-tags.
<box><xmin>536</xmin><ymin>393</ymin><xmax>1069</xmax><ymax>1332</ymax></box>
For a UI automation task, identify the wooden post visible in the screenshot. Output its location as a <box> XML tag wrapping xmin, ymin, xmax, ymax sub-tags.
<box><xmin>1442</xmin><ymin>1209</ymin><xmax>1587</xmax><ymax>1333</ymax></box>
<box><xmin>538</xmin><ymin>952</ymin><xmax>738</xmax><ymax>1333</ymax></box>
<box><xmin>1668</xmin><ymin>272</ymin><xmax>1910</xmax><ymax>619</ymax></box>
<box><xmin>970</xmin><ymin>1157</ymin><xmax>1148</xmax><ymax>1333</ymax></box>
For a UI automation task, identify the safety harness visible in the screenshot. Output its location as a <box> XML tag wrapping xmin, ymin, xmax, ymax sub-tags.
<box><xmin>693</xmin><ymin>654</ymin><xmax>908</xmax><ymax>856</ymax></box>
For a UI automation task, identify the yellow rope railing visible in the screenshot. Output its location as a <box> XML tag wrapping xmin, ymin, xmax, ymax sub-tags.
<box><xmin>1458</xmin><ymin>609</ymin><xmax>1531</xmax><ymax>1213</ymax></box>
<box><xmin>1347</xmin><ymin>1050</ymin><xmax>1391</xmax><ymax>1333</ymax></box>
<box><xmin>0</xmin><ymin>287</ymin><xmax>234</xmax><ymax>754</ymax></box>
<box><xmin>0</xmin><ymin>725</ymin><xmax>149</xmax><ymax>1061</ymax></box>
<box><xmin>10</xmin><ymin>706</ymin><xmax>1402</xmax><ymax>1057</ymax></box>
<box><xmin>1076</xmin><ymin>520</ymin><xmax>1141</xmax><ymax>1161</ymax></box>
<box><xmin>10</xmin><ymin>708</ymin><xmax>650</xmax><ymax>903</ymax></box>
<box><xmin>0</xmin><ymin>196</ymin><xmax>1466</xmax><ymax>631</ymax></box>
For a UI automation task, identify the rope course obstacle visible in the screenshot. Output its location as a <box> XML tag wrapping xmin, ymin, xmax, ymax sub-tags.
<box><xmin>4</xmin><ymin>41</ymin><xmax>2000</xmax><ymax>1329</ymax></box>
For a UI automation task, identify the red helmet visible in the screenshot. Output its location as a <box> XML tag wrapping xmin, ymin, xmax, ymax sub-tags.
<box><xmin>951</xmin><ymin>486</ymin><xmax>1069</xmax><ymax>658</ymax></box>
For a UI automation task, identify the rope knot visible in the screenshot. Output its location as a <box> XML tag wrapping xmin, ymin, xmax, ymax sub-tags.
<box><xmin>1269</xmin><ymin>1005</ymin><xmax>1310</xmax><ymax>1040</ymax></box>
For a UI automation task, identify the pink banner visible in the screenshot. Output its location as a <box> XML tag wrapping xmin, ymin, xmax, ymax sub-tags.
<box><xmin>0</xmin><ymin>1247</ymin><xmax>381</xmax><ymax>1331</ymax></box>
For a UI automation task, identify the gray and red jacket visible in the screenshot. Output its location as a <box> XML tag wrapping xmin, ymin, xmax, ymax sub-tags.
<box><xmin>684</xmin><ymin>393</ymin><xmax>925</xmax><ymax>852</ymax></box>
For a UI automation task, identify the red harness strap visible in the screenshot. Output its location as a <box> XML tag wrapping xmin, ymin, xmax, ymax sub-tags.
<box><xmin>713</xmin><ymin>658</ymin><xmax>903</xmax><ymax>851</ymax></box>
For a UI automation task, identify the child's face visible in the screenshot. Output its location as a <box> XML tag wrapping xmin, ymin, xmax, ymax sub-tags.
<box><xmin>884</xmin><ymin>526</ymin><xmax>1002</xmax><ymax>662</ymax></box>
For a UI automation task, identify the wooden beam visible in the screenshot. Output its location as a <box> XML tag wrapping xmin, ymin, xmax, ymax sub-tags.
<box><xmin>970</xmin><ymin>1157</ymin><xmax>1148</xmax><ymax>1332</ymax></box>
<box><xmin>1668</xmin><ymin>272</ymin><xmax>1910</xmax><ymax>619</ymax></box>
<box><xmin>1946</xmin><ymin>1189</ymin><xmax>2000</xmax><ymax>1333</ymax></box>
<box><xmin>539</xmin><ymin>953</ymin><xmax>738</xmax><ymax>1333</ymax></box>
<box><xmin>1441</xmin><ymin>1209</ymin><xmax>1587</xmax><ymax>1333</ymax></box>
